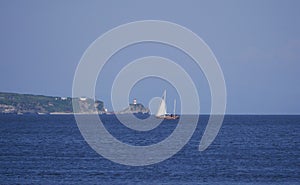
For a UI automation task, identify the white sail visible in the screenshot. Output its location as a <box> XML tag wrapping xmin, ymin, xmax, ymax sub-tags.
<box><xmin>156</xmin><ymin>90</ymin><xmax>167</xmax><ymax>116</ymax></box>
<box><xmin>173</xmin><ymin>99</ymin><xmax>176</xmax><ymax>115</ymax></box>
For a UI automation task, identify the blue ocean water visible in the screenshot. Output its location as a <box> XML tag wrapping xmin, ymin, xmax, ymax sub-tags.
<box><xmin>0</xmin><ymin>115</ymin><xmax>299</xmax><ymax>184</ymax></box>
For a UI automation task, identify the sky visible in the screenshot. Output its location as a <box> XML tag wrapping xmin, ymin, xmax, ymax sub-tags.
<box><xmin>0</xmin><ymin>0</ymin><xmax>299</xmax><ymax>114</ymax></box>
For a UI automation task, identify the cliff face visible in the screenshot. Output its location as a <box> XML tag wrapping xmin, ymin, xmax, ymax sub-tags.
<box><xmin>0</xmin><ymin>92</ymin><xmax>104</xmax><ymax>114</ymax></box>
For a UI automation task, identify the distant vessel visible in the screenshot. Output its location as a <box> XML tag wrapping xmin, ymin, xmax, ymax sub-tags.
<box><xmin>155</xmin><ymin>90</ymin><xmax>179</xmax><ymax>120</ymax></box>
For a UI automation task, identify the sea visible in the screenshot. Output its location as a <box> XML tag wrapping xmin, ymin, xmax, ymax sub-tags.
<box><xmin>0</xmin><ymin>114</ymin><xmax>299</xmax><ymax>185</ymax></box>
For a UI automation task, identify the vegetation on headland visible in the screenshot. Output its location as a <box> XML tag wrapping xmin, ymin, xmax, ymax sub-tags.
<box><xmin>0</xmin><ymin>92</ymin><xmax>104</xmax><ymax>114</ymax></box>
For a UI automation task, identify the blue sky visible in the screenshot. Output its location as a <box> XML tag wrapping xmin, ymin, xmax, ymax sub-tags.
<box><xmin>0</xmin><ymin>0</ymin><xmax>299</xmax><ymax>114</ymax></box>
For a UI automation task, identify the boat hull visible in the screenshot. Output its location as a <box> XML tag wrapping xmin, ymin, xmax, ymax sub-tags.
<box><xmin>156</xmin><ymin>115</ymin><xmax>179</xmax><ymax>120</ymax></box>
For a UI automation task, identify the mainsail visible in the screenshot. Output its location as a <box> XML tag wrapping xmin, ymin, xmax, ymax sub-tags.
<box><xmin>156</xmin><ymin>90</ymin><xmax>167</xmax><ymax>116</ymax></box>
<box><xmin>173</xmin><ymin>99</ymin><xmax>176</xmax><ymax>115</ymax></box>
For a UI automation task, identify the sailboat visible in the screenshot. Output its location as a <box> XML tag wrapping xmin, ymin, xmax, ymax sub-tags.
<box><xmin>155</xmin><ymin>90</ymin><xmax>179</xmax><ymax>119</ymax></box>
